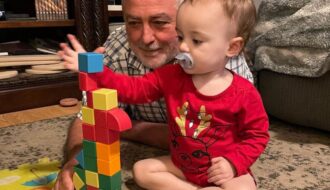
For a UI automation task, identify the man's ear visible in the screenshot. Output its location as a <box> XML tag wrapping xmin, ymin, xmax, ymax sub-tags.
<box><xmin>226</xmin><ymin>37</ymin><xmax>244</xmax><ymax>57</ymax></box>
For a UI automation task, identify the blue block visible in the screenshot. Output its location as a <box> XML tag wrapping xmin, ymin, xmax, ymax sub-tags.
<box><xmin>75</xmin><ymin>149</ymin><xmax>85</xmax><ymax>169</ymax></box>
<box><xmin>78</xmin><ymin>52</ymin><xmax>103</xmax><ymax>73</ymax></box>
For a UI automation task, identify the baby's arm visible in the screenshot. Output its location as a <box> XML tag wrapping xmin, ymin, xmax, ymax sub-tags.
<box><xmin>222</xmin><ymin>87</ymin><xmax>269</xmax><ymax>177</ymax></box>
<box><xmin>92</xmin><ymin>66</ymin><xmax>164</xmax><ymax>104</ymax></box>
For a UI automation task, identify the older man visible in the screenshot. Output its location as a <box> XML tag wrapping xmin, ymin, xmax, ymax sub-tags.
<box><xmin>54</xmin><ymin>0</ymin><xmax>253</xmax><ymax>189</ymax></box>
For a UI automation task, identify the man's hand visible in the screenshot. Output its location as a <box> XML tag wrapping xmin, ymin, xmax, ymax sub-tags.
<box><xmin>207</xmin><ymin>157</ymin><xmax>236</xmax><ymax>186</ymax></box>
<box><xmin>58</xmin><ymin>34</ymin><xmax>105</xmax><ymax>72</ymax></box>
<box><xmin>53</xmin><ymin>158</ymin><xmax>78</xmax><ymax>190</ymax></box>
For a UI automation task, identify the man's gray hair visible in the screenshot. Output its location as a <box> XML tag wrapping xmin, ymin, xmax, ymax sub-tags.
<box><xmin>122</xmin><ymin>0</ymin><xmax>185</xmax><ymax>9</ymax></box>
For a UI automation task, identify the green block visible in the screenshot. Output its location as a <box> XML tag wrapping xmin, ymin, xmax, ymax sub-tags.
<box><xmin>99</xmin><ymin>171</ymin><xmax>121</xmax><ymax>190</ymax></box>
<box><xmin>78</xmin><ymin>185</ymin><xmax>87</xmax><ymax>190</ymax></box>
<box><xmin>84</xmin><ymin>156</ymin><xmax>98</xmax><ymax>172</ymax></box>
<box><xmin>74</xmin><ymin>166</ymin><xmax>86</xmax><ymax>181</ymax></box>
<box><xmin>82</xmin><ymin>140</ymin><xmax>97</xmax><ymax>158</ymax></box>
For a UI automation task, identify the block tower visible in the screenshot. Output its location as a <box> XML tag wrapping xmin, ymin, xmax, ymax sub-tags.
<box><xmin>73</xmin><ymin>52</ymin><xmax>132</xmax><ymax>190</ymax></box>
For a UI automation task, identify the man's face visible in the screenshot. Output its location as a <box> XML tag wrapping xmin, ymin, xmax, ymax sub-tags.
<box><xmin>123</xmin><ymin>0</ymin><xmax>179</xmax><ymax>69</ymax></box>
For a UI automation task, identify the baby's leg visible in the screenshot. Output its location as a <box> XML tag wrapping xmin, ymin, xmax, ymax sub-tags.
<box><xmin>220</xmin><ymin>173</ymin><xmax>256</xmax><ymax>190</ymax></box>
<box><xmin>133</xmin><ymin>155</ymin><xmax>199</xmax><ymax>190</ymax></box>
<box><xmin>199</xmin><ymin>173</ymin><xmax>255</xmax><ymax>190</ymax></box>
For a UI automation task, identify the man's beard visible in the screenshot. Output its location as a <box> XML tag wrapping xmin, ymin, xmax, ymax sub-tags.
<box><xmin>132</xmin><ymin>41</ymin><xmax>179</xmax><ymax>69</ymax></box>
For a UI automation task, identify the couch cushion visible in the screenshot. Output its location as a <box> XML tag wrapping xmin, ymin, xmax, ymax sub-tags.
<box><xmin>258</xmin><ymin>70</ymin><xmax>330</xmax><ymax>131</ymax></box>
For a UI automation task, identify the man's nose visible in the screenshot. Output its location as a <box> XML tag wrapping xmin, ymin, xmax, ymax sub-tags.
<box><xmin>142</xmin><ymin>24</ymin><xmax>156</xmax><ymax>44</ymax></box>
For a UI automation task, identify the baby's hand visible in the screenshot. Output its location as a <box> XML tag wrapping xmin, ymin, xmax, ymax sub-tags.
<box><xmin>58</xmin><ymin>34</ymin><xmax>104</xmax><ymax>72</ymax></box>
<box><xmin>207</xmin><ymin>157</ymin><xmax>236</xmax><ymax>186</ymax></box>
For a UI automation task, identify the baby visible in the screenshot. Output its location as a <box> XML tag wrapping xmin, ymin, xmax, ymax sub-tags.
<box><xmin>90</xmin><ymin>0</ymin><xmax>269</xmax><ymax>189</ymax></box>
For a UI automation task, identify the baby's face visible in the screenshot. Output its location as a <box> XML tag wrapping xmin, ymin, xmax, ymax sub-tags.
<box><xmin>176</xmin><ymin>1</ymin><xmax>236</xmax><ymax>75</ymax></box>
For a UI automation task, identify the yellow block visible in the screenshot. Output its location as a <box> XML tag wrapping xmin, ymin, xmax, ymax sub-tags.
<box><xmin>85</xmin><ymin>170</ymin><xmax>99</xmax><ymax>188</ymax></box>
<box><xmin>92</xmin><ymin>88</ymin><xmax>118</xmax><ymax>110</ymax></box>
<box><xmin>73</xmin><ymin>172</ymin><xmax>85</xmax><ymax>190</ymax></box>
<box><xmin>97</xmin><ymin>154</ymin><xmax>121</xmax><ymax>176</ymax></box>
<box><xmin>96</xmin><ymin>141</ymin><xmax>120</xmax><ymax>161</ymax></box>
<box><xmin>82</xmin><ymin>106</ymin><xmax>95</xmax><ymax>125</ymax></box>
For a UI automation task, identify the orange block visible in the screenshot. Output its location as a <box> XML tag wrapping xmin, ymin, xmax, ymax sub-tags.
<box><xmin>96</xmin><ymin>141</ymin><xmax>120</xmax><ymax>161</ymax></box>
<box><xmin>97</xmin><ymin>154</ymin><xmax>121</xmax><ymax>176</ymax></box>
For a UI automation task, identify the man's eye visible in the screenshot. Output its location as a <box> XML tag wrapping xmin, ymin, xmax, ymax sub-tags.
<box><xmin>153</xmin><ymin>21</ymin><xmax>169</xmax><ymax>27</ymax></box>
<box><xmin>127</xmin><ymin>21</ymin><xmax>140</xmax><ymax>26</ymax></box>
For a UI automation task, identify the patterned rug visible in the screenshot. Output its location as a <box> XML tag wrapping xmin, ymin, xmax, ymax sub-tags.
<box><xmin>0</xmin><ymin>115</ymin><xmax>329</xmax><ymax>190</ymax></box>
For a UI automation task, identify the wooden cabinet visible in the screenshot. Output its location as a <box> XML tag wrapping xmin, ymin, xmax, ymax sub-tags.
<box><xmin>0</xmin><ymin>0</ymin><xmax>109</xmax><ymax>114</ymax></box>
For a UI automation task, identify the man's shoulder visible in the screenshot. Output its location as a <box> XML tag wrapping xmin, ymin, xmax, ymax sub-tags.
<box><xmin>103</xmin><ymin>25</ymin><xmax>138</xmax><ymax>70</ymax></box>
<box><xmin>110</xmin><ymin>25</ymin><xmax>127</xmax><ymax>40</ymax></box>
<box><xmin>232</xmin><ymin>73</ymin><xmax>259</xmax><ymax>97</ymax></box>
<box><xmin>104</xmin><ymin>25</ymin><xmax>129</xmax><ymax>55</ymax></box>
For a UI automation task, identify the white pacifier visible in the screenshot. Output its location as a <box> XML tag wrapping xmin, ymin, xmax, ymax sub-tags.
<box><xmin>175</xmin><ymin>53</ymin><xmax>194</xmax><ymax>69</ymax></box>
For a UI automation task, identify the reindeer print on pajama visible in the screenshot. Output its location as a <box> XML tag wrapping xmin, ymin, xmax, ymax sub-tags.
<box><xmin>93</xmin><ymin>63</ymin><xmax>269</xmax><ymax>187</ymax></box>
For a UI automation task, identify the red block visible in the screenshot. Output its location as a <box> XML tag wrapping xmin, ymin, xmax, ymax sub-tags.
<box><xmin>86</xmin><ymin>91</ymin><xmax>94</xmax><ymax>108</ymax></box>
<box><xmin>95</xmin><ymin>126</ymin><xmax>119</xmax><ymax>144</ymax></box>
<box><xmin>79</xmin><ymin>72</ymin><xmax>98</xmax><ymax>91</ymax></box>
<box><xmin>94</xmin><ymin>109</ymin><xmax>107</xmax><ymax>129</ymax></box>
<box><xmin>86</xmin><ymin>185</ymin><xmax>98</xmax><ymax>190</ymax></box>
<box><xmin>107</xmin><ymin>108</ymin><xmax>132</xmax><ymax>132</ymax></box>
<box><xmin>82</xmin><ymin>123</ymin><xmax>96</xmax><ymax>141</ymax></box>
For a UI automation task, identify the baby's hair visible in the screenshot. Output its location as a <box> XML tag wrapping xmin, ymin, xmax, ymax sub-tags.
<box><xmin>182</xmin><ymin>0</ymin><xmax>256</xmax><ymax>44</ymax></box>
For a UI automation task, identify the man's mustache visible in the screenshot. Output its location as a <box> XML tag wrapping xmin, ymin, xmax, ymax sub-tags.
<box><xmin>138</xmin><ymin>43</ymin><xmax>161</xmax><ymax>51</ymax></box>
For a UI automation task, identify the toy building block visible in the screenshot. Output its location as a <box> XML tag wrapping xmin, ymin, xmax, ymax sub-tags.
<box><xmin>78</xmin><ymin>53</ymin><xmax>103</xmax><ymax>73</ymax></box>
<box><xmin>79</xmin><ymin>72</ymin><xmax>98</xmax><ymax>91</ymax></box>
<box><xmin>82</xmin><ymin>106</ymin><xmax>95</xmax><ymax>125</ymax></box>
<box><xmin>95</xmin><ymin>127</ymin><xmax>119</xmax><ymax>144</ymax></box>
<box><xmin>86</xmin><ymin>91</ymin><xmax>94</xmax><ymax>108</ymax></box>
<box><xmin>99</xmin><ymin>171</ymin><xmax>121</xmax><ymax>190</ymax></box>
<box><xmin>74</xmin><ymin>166</ymin><xmax>86</xmax><ymax>181</ymax></box>
<box><xmin>84</xmin><ymin>156</ymin><xmax>98</xmax><ymax>172</ymax></box>
<box><xmin>92</xmin><ymin>88</ymin><xmax>118</xmax><ymax>110</ymax></box>
<box><xmin>73</xmin><ymin>172</ymin><xmax>86</xmax><ymax>190</ymax></box>
<box><xmin>107</xmin><ymin>108</ymin><xmax>132</xmax><ymax>132</ymax></box>
<box><xmin>85</xmin><ymin>170</ymin><xmax>100</xmax><ymax>188</ymax></box>
<box><xmin>82</xmin><ymin>140</ymin><xmax>97</xmax><ymax>158</ymax></box>
<box><xmin>97</xmin><ymin>155</ymin><xmax>121</xmax><ymax>176</ymax></box>
<box><xmin>76</xmin><ymin>52</ymin><xmax>132</xmax><ymax>190</ymax></box>
<box><xmin>95</xmin><ymin>108</ymin><xmax>132</xmax><ymax>132</ymax></box>
<box><xmin>96</xmin><ymin>141</ymin><xmax>120</xmax><ymax>161</ymax></box>
<box><xmin>87</xmin><ymin>186</ymin><xmax>99</xmax><ymax>190</ymax></box>
<box><xmin>94</xmin><ymin>109</ymin><xmax>108</xmax><ymax>129</ymax></box>
<box><xmin>82</xmin><ymin>123</ymin><xmax>96</xmax><ymax>141</ymax></box>
<box><xmin>75</xmin><ymin>150</ymin><xmax>85</xmax><ymax>169</ymax></box>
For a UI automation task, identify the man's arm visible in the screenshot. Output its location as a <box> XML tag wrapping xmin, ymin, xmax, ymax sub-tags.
<box><xmin>53</xmin><ymin>118</ymin><xmax>83</xmax><ymax>190</ymax></box>
<box><xmin>63</xmin><ymin>118</ymin><xmax>83</xmax><ymax>163</ymax></box>
<box><xmin>122</xmin><ymin>121</ymin><xmax>169</xmax><ymax>150</ymax></box>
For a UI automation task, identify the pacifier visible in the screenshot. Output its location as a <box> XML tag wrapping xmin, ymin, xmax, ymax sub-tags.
<box><xmin>175</xmin><ymin>53</ymin><xmax>194</xmax><ymax>69</ymax></box>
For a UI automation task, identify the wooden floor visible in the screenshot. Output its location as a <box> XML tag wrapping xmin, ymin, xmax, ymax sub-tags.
<box><xmin>0</xmin><ymin>103</ymin><xmax>81</xmax><ymax>128</ymax></box>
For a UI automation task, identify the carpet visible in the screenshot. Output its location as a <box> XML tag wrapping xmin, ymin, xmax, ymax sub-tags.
<box><xmin>0</xmin><ymin>115</ymin><xmax>329</xmax><ymax>190</ymax></box>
